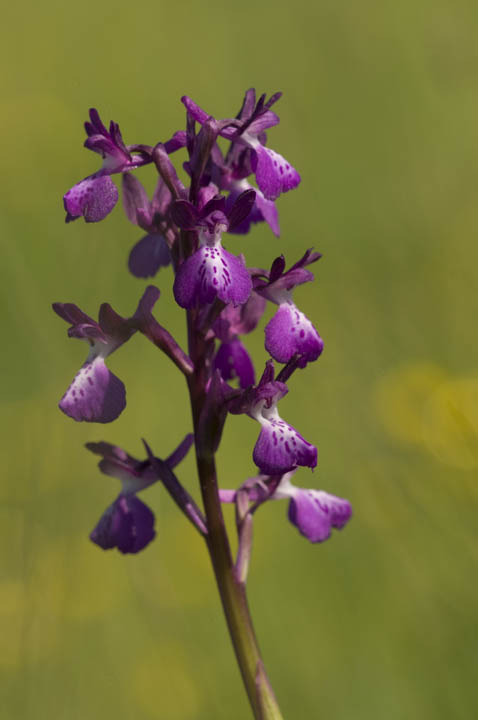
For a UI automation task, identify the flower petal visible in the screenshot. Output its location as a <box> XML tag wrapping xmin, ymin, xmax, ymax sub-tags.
<box><xmin>252</xmin><ymin>145</ymin><xmax>300</xmax><ymax>201</ymax></box>
<box><xmin>128</xmin><ymin>234</ymin><xmax>171</xmax><ymax>278</ymax></box>
<box><xmin>288</xmin><ymin>489</ymin><xmax>352</xmax><ymax>542</ymax></box>
<box><xmin>213</xmin><ymin>339</ymin><xmax>255</xmax><ymax>388</ymax></box>
<box><xmin>59</xmin><ymin>356</ymin><xmax>126</xmax><ymax>423</ymax></box>
<box><xmin>64</xmin><ymin>175</ymin><xmax>118</xmax><ymax>223</ymax></box>
<box><xmin>253</xmin><ymin>418</ymin><xmax>317</xmax><ymax>474</ymax></box>
<box><xmin>265</xmin><ymin>303</ymin><xmax>323</xmax><ymax>365</ymax></box>
<box><xmin>90</xmin><ymin>494</ymin><xmax>156</xmax><ymax>554</ymax></box>
<box><xmin>173</xmin><ymin>245</ymin><xmax>252</xmax><ymax>308</ymax></box>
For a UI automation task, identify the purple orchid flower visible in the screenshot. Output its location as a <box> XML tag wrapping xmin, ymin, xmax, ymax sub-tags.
<box><xmin>182</xmin><ymin>89</ymin><xmax>301</xmax><ymax>201</ymax></box>
<box><xmin>229</xmin><ymin>362</ymin><xmax>317</xmax><ymax>474</ymax></box>
<box><xmin>122</xmin><ymin>174</ymin><xmax>173</xmax><ymax>278</ymax></box>
<box><xmin>254</xmin><ymin>250</ymin><xmax>324</xmax><ymax>368</ymax></box>
<box><xmin>52</xmin><ymin>287</ymin><xmax>159</xmax><ymax>423</ymax></box>
<box><xmin>213</xmin><ymin>291</ymin><xmax>266</xmax><ymax>388</ymax></box>
<box><xmin>171</xmin><ymin>190</ymin><xmax>256</xmax><ymax>308</ymax></box>
<box><xmin>87</xmin><ymin>434</ymin><xmax>194</xmax><ymax>554</ymax></box>
<box><xmin>63</xmin><ymin>108</ymin><xmax>153</xmax><ymax>223</ymax></box>
<box><xmin>219</xmin><ymin>470</ymin><xmax>351</xmax><ymax>543</ymax></box>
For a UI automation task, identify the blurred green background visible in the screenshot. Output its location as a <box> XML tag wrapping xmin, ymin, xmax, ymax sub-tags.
<box><xmin>2</xmin><ymin>0</ymin><xmax>478</xmax><ymax>718</ymax></box>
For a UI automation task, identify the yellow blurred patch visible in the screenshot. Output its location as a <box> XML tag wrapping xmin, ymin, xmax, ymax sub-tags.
<box><xmin>0</xmin><ymin>579</ymin><xmax>61</xmax><ymax>668</ymax></box>
<box><xmin>33</xmin><ymin>536</ymin><xmax>132</xmax><ymax>620</ymax></box>
<box><xmin>130</xmin><ymin>645</ymin><xmax>202</xmax><ymax>719</ymax></box>
<box><xmin>422</xmin><ymin>377</ymin><xmax>478</xmax><ymax>469</ymax></box>
<box><xmin>155</xmin><ymin>520</ymin><xmax>213</xmax><ymax>610</ymax></box>
<box><xmin>0</xmin><ymin>581</ymin><xmax>26</xmax><ymax>668</ymax></box>
<box><xmin>374</xmin><ymin>363</ymin><xmax>448</xmax><ymax>445</ymax></box>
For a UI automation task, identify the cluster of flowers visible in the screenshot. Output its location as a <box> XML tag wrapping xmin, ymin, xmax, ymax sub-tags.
<box><xmin>56</xmin><ymin>90</ymin><xmax>352</xmax><ymax>555</ymax></box>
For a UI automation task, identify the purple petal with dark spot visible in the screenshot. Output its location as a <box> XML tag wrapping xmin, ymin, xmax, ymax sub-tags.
<box><xmin>253</xmin><ymin>419</ymin><xmax>317</xmax><ymax>474</ymax></box>
<box><xmin>252</xmin><ymin>145</ymin><xmax>300</xmax><ymax>201</ymax></box>
<box><xmin>288</xmin><ymin>490</ymin><xmax>352</xmax><ymax>543</ymax></box>
<box><xmin>265</xmin><ymin>303</ymin><xmax>323</xmax><ymax>365</ymax></box>
<box><xmin>59</xmin><ymin>357</ymin><xmax>126</xmax><ymax>423</ymax></box>
<box><xmin>173</xmin><ymin>245</ymin><xmax>252</xmax><ymax>309</ymax></box>
<box><xmin>128</xmin><ymin>234</ymin><xmax>171</xmax><ymax>278</ymax></box>
<box><xmin>90</xmin><ymin>494</ymin><xmax>156</xmax><ymax>554</ymax></box>
<box><xmin>64</xmin><ymin>175</ymin><xmax>118</xmax><ymax>223</ymax></box>
<box><xmin>214</xmin><ymin>339</ymin><xmax>255</xmax><ymax>388</ymax></box>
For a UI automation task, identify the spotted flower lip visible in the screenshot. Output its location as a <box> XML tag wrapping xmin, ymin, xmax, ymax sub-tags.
<box><xmin>252</xmin><ymin>397</ymin><xmax>317</xmax><ymax>474</ymax></box>
<box><xmin>182</xmin><ymin>89</ymin><xmax>301</xmax><ymax>201</ymax></box>
<box><xmin>52</xmin><ymin>288</ymin><xmax>159</xmax><ymax>423</ymax></box>
<box><xmin>264</xmin><ymin>303</ymin><xmax>324</xmax><ymax>367</ymax></box>
<box><xmin>219</xmin><ymin>470</ymin><xmax>352</xmax><ymax>544</ymax></box>
<box><xmin>64</xmin><ymin>175</ymin><xmax>119</xmax><ymax>224</ymax></box>
<box><xmin>274</xmin><ymin>472</ymin><xmax>352</xmax><ymax>542</ymax></box>
<box><xmin>172</xmin><ymin>191</ymin><xmax>255</xmax><ymax>309</ymax></box>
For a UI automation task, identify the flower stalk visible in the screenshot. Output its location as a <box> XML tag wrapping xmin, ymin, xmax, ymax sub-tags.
<box><xmin>187</xmin><ymin>308</ymin><xmax>284</xmax><ymax>719</ymax></box>
<box><xmin>54</xmin><ymin>89</ymin><xmax>353</xmax><ymax>719</ymax></box>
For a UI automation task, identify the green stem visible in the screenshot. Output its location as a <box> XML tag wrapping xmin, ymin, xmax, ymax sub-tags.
<box><xmin>186</xmin><ymin>315</ymin><xmax>284</xmax><ymax>720</ymax></box>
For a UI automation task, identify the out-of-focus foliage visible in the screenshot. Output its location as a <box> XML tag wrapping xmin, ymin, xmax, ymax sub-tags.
<box><xmin>1</xmin><ymin>0</ymin><xmax>478</xmax><ymax>718</ymax></box>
